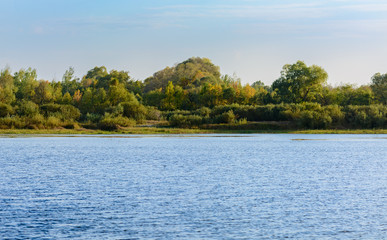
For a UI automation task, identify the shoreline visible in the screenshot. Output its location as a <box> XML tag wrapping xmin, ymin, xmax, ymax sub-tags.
<box><xmin>0</xmin><ymin>127</ymin><xmax>386</xmax><ymax>135</ymax></box>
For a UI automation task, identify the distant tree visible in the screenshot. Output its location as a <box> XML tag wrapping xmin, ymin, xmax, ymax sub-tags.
<box><xmin>174</xmin><ymin>57</ymin><xmax>221</xmax><ymax>87</ymax></box>
<box><xmin>199</xmin><ymin>83</ymin><xmax>223</xmax><ymax>107</ymax></box>
<box><xmin>162</xmin><ymin>81</ymin><xmax>176</xmax><ymax>110</ymax></box>
<box><xmin>0</xmin><ymin>68</ymin><xmax>16</xmax><ymax>104</ymax></box>
<box><xmin>61</xmin><ymin>92</ymin><xmax>72</xmax><ymax>104</ymax></box>
<box><xmin>144</xmin><ymin>67</ymin><xmax>175</xmax><ymax>93</ymax></box>
<box><xmin>143</xmin><ymin>57</ymin><xmax>221</xmax><ymax>92</ymax></box>
<box><xmin>251</xmin><ymin>80</ymin><xmax>269</xmax><ymax>91</ymax></box>
<box><xmin>62</xmin><ymin>67</ymin><xmax>80</xmax><ymax>95</ymax></box>
<box><xmin>14</xmin><ymin>68</ymin><xmax>39</xmax><ymax>101</ymax></box>
<box><xmin>371</xmin><ymin>72</ymin><xmax>387</xmax><ymax>104</ymax></box>
<box><xmin>272</xmin><ymin>61</ymin><xmax>328</xmax><ymax>103</ymax></box>
<box><xmin>72</xmin><ymin>89</ymin><xmax>82</xmax><ymax>105</ymax></box>
<box><xmin>240</xmin><ymin>84</ymin><xmax>256</xmax><ymax>104</ymax></box>
<box><xmin>143</xmin><ymin>88</ymin><xmax>164</xmax><ymax>108</ymax></box>
<box><xmin>223</xmin><ymin>87</ymin><xmax>237</xmax><ymax>104</ymax></box>
<box><xmin>334</xmin><ymin>84</ymin><xmax>373</xmax><ymax>106</ymax></box>
<box><xmin>33</xmin><ymin>80</ymin><xmax>54</xmax><ymax>104</ymax></box>
<box><xmin>108</xmin><ymin>82</ymin><xmax>135</xmax><ymax>106</ymax></box>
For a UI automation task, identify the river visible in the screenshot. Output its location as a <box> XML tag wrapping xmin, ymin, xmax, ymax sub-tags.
<box><xmin>0</xmin><ymin>134</ymin><xmax>386</xmax><ymax>239</ymax></box>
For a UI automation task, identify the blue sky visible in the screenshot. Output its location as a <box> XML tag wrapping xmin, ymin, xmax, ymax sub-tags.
<box><xmin>1</xmin><ymin>0</ymin><xmax>387</xmax><ymax>86</ymax></box>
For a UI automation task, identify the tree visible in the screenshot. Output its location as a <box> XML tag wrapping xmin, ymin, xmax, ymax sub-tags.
<box><xmin>371</xmin><ymin>73</ymin><xmax>387</xmax><ymax>104</ymax></box>
<box><xmin>108</xmin><ymin>82</ymin><xmax>135</xmax><ymax>106</ymax></box>
<box><xmin>143</xmin><ymin>88</ymin><xmax>164</xmax><ymax>108</ymax></box>
<box><xmin>14</xmin><ymin>68</ymin><xmax>39</xmax><ymax>101</ymax></box>
<box><xmin>33</xmin><ymin>80</ymin><xmax>54</xmax><ymax>104</ymax></box>
<box><xmin>174</xmin><ymin>57</ymin><xmax>221</xmax><ymax>88</ymax></box>
<box><xmin>162</xmin><ymin>81</ymin><xmax>176</xmax><ymax>110</ymax></box>
<box><xmin>0</xmin><ymin>68</ymin><xmax>16</xmax><ymax>104</ymax></box>
<box><xmin>62</xmin><ymin>67</ymin><xmax>80</xmax><ymax>95</ymax></box>
<box><xmin>143</xmin><ymin>57</ymin><xmax>221</xmax><ymax>92</ymax></box>
<box><xmin>272</xmin><ymin>61</ymin><xmax>328</xmax><ymax>103</ymax></box>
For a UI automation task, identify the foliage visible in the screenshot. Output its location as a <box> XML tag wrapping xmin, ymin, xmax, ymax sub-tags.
<box><xmin>272</xmin><ymin>61</ymin><xmax>327</xmax><ymax>103</ymax></box>
<box><xmin>371</xmin><ymin>73</ymin><xmax>387</xmax><ymax>104</ymax></box>
<box><xmin>121</xmin><ymin>101</ymin><xmax>147</xmax><ymax>122</ymax></box>
<box><xmin>99</xmin><ymin>114</ymin><xmax>136</xmax><ymax>130</ymax></box>
<box><xmin>0</xmin><ymin>58</ymin><xmax>386</xmax><ymax>130</ymax></box>
<box><xmin>0</xmin><ymin>103</ymin><xmax>14</xmax><ymax>117</ymax></box>
<box><xmin>169</xmin><ymin>114</ymin><xmax>203</xmax><ymax>128</ymax></box>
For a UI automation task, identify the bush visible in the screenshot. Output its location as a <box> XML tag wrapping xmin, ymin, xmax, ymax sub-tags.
<box><xmin>99</xmin><ymin>114</ymin><xmax>136</xmax><ymax>130</ymax></box>
<box><xmin>63</xmin><ymin>121</ymin><xmax>80</xmax><ymax>129</ymax></box>
<box><xmin>0</xmin><ymin>116</ymin><xmax>25</xmax><ymax>129</ymax></box>
<box><xmin>344</xmin><ymin>105</ymin><xmax>387</xmax><ymax>128</ymax></box>
<box><xmin>211</xmin><ymin>104</ymin><xmax>289</xmax><ymax>121</ymax></box>
<box><xmin>25</xmin><ymin>114</ymin><xmax>45</xmax><ymax>129</ymax></box>
<box><xmin>214</xmin><ymin>110</ymin><xmax>236</xmax><ymax>124</ymax></box>
<box><xmin>146</xmin><ymin>106</ymin><xmax>162</xmax><ymax>120</ymax></box>
<box><xmin>163</xmin><ymin>110</ymin><xmax>191</xmax><ymax>120</ymax></box>
<box><xmin>169</xmin><ymin>114</ymin><xmax>203</xmax><ymax>128</ymax></box>
<box><xmin>194</xmin><ymin>107</ymin><xmax>211</xmax><ymax>117</ymax></box>
<box><xmin>85</xmin><ymin>113</ymin><xmax>103</xmax><ymax>123</ymax></box>
<box><xmin>323</xmin><ymin>105</ymin><xmax>344</xmax><ymax>125</ymax></box>
<box><xmin>299</xmin><ymin>110</ymin><xmax>332</xmax><ymax>129</ymax></box>
<box><xmin>40</xmin><ymin>103</ymin><xmax>80</xmax><ymax>120</ymax></box>
<box><xmin>46</xmin><ymin>116</ymin><xmax>62</xmax><ymax>128</ymax></box>
<box><xmin>0</xmin><ymin>103</ymin><xmax>14</xmax><ymax>117</ymax></box>
<box><xmin>121</xmin><ymin>101</ymin><xmax>147</xmax><ymax>122</ymax></box>
<box><xmin>60</xmin><ymin>105</ymin><xmax>81</xmax><ymax>120</ymax></box>
<box><xmin>17</xmin><ymin>101</ymin><xmax>39</xmax><ymax>117</ymax></box>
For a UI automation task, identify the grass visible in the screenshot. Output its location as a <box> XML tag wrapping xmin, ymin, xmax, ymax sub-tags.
<box><xmin>0</xmin><ymin>127</ymin><xmax>386</xmax><ymax>135</ymax></box>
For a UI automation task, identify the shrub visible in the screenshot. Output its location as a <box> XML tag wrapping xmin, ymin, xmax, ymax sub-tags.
<box><xmin>194</xmin><ymin>107</ymin><xmax>211</xmax><ymax>117</ymax></box>
<box><xmin>25</xmin><ymin>114</ymin><xmax>45</xmax><ymax>129</ymax></box>
<box><xmin>323</xmin><ymin>105</ymin><xmax>344</xmax><ymax>125</ymax></box>
<box><xmin>63</xmin><ymin>121</ymin><xmax>80</xmax><ymax>129</ymax></box>
<box><xmin>163</xmin><ymin>110</ymin><xmax>191</xmax><ymax>120</ymax></box>
<box><xmin>121</xmin><ymin>101</ymin><xmax>147</xmax><ymax>122</ymax></box>
<box><xmin>17</xmin><ymin>100</ymin><xmax>39</xmax><ymax>117</ymax></box>
<box><xmin>85</xmin><ymin>113</ymin><xmax>103</xmax><ymax>123</ymax></box>
<box><xmin>169</xmin><ymin>114</ymin><xmax>203</xmax><ymax>128</ymax></box>
<box><xmin>99</xmin><ymin>114</ymin><xmax>136</xmax><ymax>130</ymax></box>
<box><xmin>344</xmin><ymin>105</ymin><xmax>387</xmax><ymax>128</ymax></box>
<box><xmin>0</xmin><ymin>103</ymin><xmax>14</xmax><ymax>117</ymax></box>
<box><xmin>60</xmin><ymin>105</ymin><xmax>81</xmax><ymax>120</ymax></box>
<box><xmin>146</xmin><ymin>106</ymin><xmax>162</xmax><ymax>120</ymax></box>
<box><xmin>0</xmin><ymin>116</ymin><xmax>25</xmax><ymax>129</ymax></box>
<box><xmin>214</xmin><ymin>110</ymin><xmax>236</xmax><ymax>124</ymax></box>
<box><xmin>299</xmin><ymin>110</ymin><xmax>332</xmax><ymax>129</ymax></box>
<box><xmin>46</xmin><ymin>116</ymin><xmax>62</xmax><ymax>128</ymax></box>
<box><xmin>40</xmin><ymin>103</ymin><xmax>80</xmax><ymax>120</ymax></box>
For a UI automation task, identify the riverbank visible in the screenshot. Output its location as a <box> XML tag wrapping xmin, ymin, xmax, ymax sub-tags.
<box><xmin>0</xmin><ymin>127</ymin><xmax>386</xmax><ymax>135</ymax></box>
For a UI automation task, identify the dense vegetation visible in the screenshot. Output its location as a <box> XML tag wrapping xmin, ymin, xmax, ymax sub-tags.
<box><xmin>0</xmin><ymin>57</ymin><xmax>386</xmax><ymax>130</ymax></box>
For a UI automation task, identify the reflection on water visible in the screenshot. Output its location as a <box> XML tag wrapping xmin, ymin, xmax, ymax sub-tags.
<box><xmin>0</xmin><ymin>134</ymin><xmax>386</xmax><ymax>239</ymax></box>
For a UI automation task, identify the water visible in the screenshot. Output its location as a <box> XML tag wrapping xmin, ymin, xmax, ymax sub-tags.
<box><xmin>0</xmin><ymin>134</ymin><xmax>386</xmax><ymax>239</ymax></box>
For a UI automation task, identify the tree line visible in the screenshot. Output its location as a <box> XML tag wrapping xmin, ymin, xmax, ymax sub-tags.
<box><xmin>0</xmin><ymin>57</ymin><xmax>386</xmax><ymax>130</ymax></box>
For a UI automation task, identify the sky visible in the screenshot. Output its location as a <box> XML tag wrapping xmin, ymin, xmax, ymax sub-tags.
<box><xmin>1</xmin><ymin>0</ymin><xmax>387</xmax><ymax>86</ymax></box>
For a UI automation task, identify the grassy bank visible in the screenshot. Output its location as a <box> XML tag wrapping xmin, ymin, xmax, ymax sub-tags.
<box><xmin>0</xmin><ymin>127</ymin><xmax>386</xmax><ymax>135</ymax></box>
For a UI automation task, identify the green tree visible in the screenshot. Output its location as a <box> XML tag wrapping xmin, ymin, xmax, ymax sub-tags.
<box><xmin>62</xmin><ymin>67</ymin><xmax>80</xmax><ymax>95</ymax></box>
<box><xmin>272</xmin><ymin>61</ymin><xmax>328</xmax><ymax>103</ymax></box>
<box><xmin>61</xmin><ymin>92</ymin><xmax>72</xmax><ymax>104</ymax></box>
<box><xmin>14</xmin><ymin>68</ymin><xmax>39</xmax><ymax>101</ymax></box>
<box><xmin>371</xmin><ymin>72</ymin><xmax>387</xmax><ymax>104</ymax></box>
<box><xmin>0</xmin><ymin>68</ymin><xmax>16</xmax><ymax>104</ymax></box>
<box><xmin>143</xmin><ymin>88</ymin><xmax>164</xmax><ymax>108</ymax></box>
<box><xmin>108</xmin><ymin>81</ymin><xmax>136</xmax><ymax>106</ymax></box>
<box><xmin>33</xmin><ymin>80</ymin><xmax>54</xmax><ymax>104</ymax></box>
<box><xmin>162</xmin><ymin>81</ymin><xmax>176</xmax><ymax>110</ymax></box>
